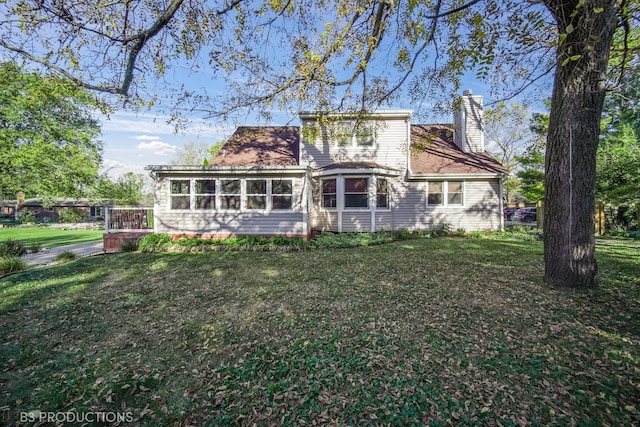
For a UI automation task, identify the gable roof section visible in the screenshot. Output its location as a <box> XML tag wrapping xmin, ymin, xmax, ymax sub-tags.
<box><xmin>409</xmin><ymin>124</ymin><xmax>508</xmax><ymax>176</ymax></box>
<box><xmin>210</xmin><ymin>126</ymin><xmax>300</xmax><ymax>166</ymax></box>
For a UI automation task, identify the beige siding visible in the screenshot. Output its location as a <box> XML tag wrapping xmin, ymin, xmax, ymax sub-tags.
<box><xmin>342</xmin><ymin>212</ymin><xmax>371</xmax><ymax>232</ymax></box>
<box><xmin>301</xmin><ymin>117</ymin><xmax>408</xmax><ymax>169</ymax></box>
<box><xmin>313</xmin><ymin>211</ymin><xmax>339</xmax><ymax>232</ymax></box>
<box><xmin>392</xmin><ymin>179</ymin><xmax>502</xmax><ymax>231</ymax></box>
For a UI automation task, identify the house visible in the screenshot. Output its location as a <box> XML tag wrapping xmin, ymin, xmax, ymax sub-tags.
<box><xmin>15</xmin><ymin>196</ymin><xmax>111</xmax><ymax>221</ymax></box>
<box><xmin>146</xmin><ymin>91</ymin><xmax>508</xmax><ymax>239</ymax></box>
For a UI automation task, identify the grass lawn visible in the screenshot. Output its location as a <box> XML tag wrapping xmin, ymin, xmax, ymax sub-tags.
<box><xmin>1</xmin><ymin>235</ymin><xmax>639</xmax><ymax>425</ymax></box>
<box><xmin>0</xmin><ymin>226</ymin><xmax>103</xmax><ymax>249</ymax></box>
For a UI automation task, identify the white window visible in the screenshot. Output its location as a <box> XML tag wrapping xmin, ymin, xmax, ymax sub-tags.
<box><xmin>447</xmin><ymin>181</ymin><xmax>464</xmax><ymax>205</ymax></box>
<box><xmin>220</xmin><ymin>179</ymin><xmax>241</xmax><ymax>210</ymax></box>
<box><xmin>427</xmin><ymin>181</ymin><xmax>464</xmax><ymax>207</ymax></box>
<box><xmin>376</xmin><ymin>178</ymin><xmax>389</xmax><ymax>209</ymax></box>
<box><xmin>170</xmin><ymin>180</ymin><xmax>191</xmax><ymax>210</ymax></box>
<box><xmin>246</xmin><ymin>179</ymin><xmax>267</xmax><ymax>210</ymax></box>
<box><xmin>332</xmin><ymin>121</ymin><xmax>375</xmax><ymax>147</ymax></box>
<box><xmin>344</xmin><ymin>177</ymin><xmax>369</xmax><ymax>209</ymax></box>
<box><xmin>272</xmin><ymin>179</ymin><xmax>293</xmax><ymax>210</ymax></box>
<box><xmin>321</xmin><ymin>179</ymin><xmax>337</xmax><ymax>208</ymax></box>
<box><xmin>355</xmin><ymin>122</ymin><xmax>374</xmax><ymax>146</ymax></box>
<box><xmin>195</xmin><ymin>180</ymin><xmax>216</xmax><ymax>210</ymax></box>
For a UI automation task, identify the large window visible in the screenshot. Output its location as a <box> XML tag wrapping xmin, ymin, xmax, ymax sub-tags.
<box><xmin>376</xmin><ymin>178</ymin><xmax>389</xmax><ymax>209</ymax></box>
<box><xmin>272</xmin><ymin>179</ymin><xmax>293</xmax><ymax>210</ymax></box>
<box><xmin>427</xmin><ymin>181</ymin><xmax>464</xmax><ymax>206</ymax></box>
<box><xmin>246</xmin><ymin>179</ymin><xmax>267</xmax><ymax>210</ymax></box>
<box><xmin>171</xmin><ymin>180</ymin><xmax>191</xmax><ymax>210</ymax></box>
<box><xmin>221</xmin><ymin>179</ymin><xmax>241</xmax><ymax>210</ymax></box>
<box><xmin>195</xmin><ymin>180</ymin><xmax>216</xmax><ymax>210</ymax></box>
<box><xmin>322</xmin><ymin>179</ymin><xmax>337</xmax><ymax>208</ymax></box>
<box><xmin>427</xmin><ymin>182</ymin><xmax>443</xmax><ymax>206</ymax></box>
<box><xmin>344</xmin><ymin>177</ymin><xmax>369</xmax><ymax>208</ymax></box>
<box><xmin>447</xmin><ymin>181</ymin><xmax>464</xmax><ymax>205</ymax></box>
<box><xmin>169</xmin><ymin>178</ymin><xmax>295</xmax><ymax>211</ymax></box>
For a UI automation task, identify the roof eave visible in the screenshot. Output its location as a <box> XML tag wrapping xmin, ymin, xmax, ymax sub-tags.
<box><xmin>298</xmin><ymin>110</ymin><xmax>413</xmax><ymax>120</ymax></box>
<box><xmin>145</xmin><ymin>165</ymin><xmax>307</xmax><ymax>174</ymax></box>
<box><xmin>407</xmin><ymin>172</ymin><xmax>507</xmax><ymax>180</ymax></box>
<box><xmin>312</xmin><ymin>167</ymin><xmax>403</xmax><ymax>178</ymax></box>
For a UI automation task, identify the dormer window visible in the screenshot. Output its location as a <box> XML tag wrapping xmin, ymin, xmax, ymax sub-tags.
<box><xmin>333</xmin><ymin>121</ymin><xmax>375</xmax><ymax>147</ymax></box>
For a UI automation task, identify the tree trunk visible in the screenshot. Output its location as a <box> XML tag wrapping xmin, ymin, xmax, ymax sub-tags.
<box><xmin>542</xmin><ymin>0</ymin><xmax>618</xmax><ymax>288</ymax></box>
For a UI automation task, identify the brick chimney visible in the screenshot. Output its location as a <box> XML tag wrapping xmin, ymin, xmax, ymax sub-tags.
<box><xmin>453</xmin><ymin>89</ymin><xmax>485</xmax><ymax>153</ymax></box>
<box><xmin>17</xmin><ymin>191</ymin><xmax>25</xmax><ymax>203</ymax></box>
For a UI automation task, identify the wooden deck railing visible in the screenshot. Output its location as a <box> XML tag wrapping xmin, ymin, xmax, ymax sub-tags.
<box><xmin>105</xmin><ymin>207</ymin><xmax>153</xmax><ymax>232</ymax></box>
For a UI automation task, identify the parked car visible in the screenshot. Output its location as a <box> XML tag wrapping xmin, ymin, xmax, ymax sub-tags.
<box><xmin>512</xmin><ymin>207</ymin><xmax>537</xmax><ymax>223</ymax></box>
<box><xmin>503</xmin><ymin>207</ymin><xmax>518</xmax><ymax>221</ymax></box>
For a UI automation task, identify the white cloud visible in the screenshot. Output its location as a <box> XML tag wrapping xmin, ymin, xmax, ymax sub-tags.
<box><xmin>136</xmin><ymin>139</ymin><xmax>180</xmax><ymax>156</ymax></box>
<box><xmin>100</xmin><ymin>158</ymin><xmax>146</xmax><ymax>179</ymax></box>
<box><xmin>98</xmin><ymin>111</ymin><xmax>232</xmax><ymax>139</ymax></box>
<box><xmin>134</xmin><ymin>135</ymin><xmax>163</xmax><ymax>141</ymax></box>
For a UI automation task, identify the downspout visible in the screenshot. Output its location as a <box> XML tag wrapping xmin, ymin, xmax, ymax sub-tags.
<box><xmin>148</xmin><ymin>169</ymin><xmax>159</xmax><ymax>234</ymax></box>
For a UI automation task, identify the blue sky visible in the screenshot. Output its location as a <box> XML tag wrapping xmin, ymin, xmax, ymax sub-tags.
<box><xmin>98</xmin><ymin>110</ymin><xmax>232</xmax><ymax>178</ymax></box>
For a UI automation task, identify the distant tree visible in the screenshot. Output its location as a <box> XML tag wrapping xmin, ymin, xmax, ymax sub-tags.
<box><xmin>170</xmin><ymin>141</ymin><xmax>213</xmax><ymax>166</ymax></box>
<box><xmin>209</xmin><ymin>141</ymin><xmax>226</xmax><ymax>159</ymax></box>
<box><xmin>0</xmin><ymin>62</ymin><xmax>102</xmax><ymax>200</ymax></box>
<box><xmin>596</xmin><ymin>124</ymin><xmax>640</xmax><ymax>207</ymax></box>
<box><xmin>515</xmin><ymin>112</ymin><xmax>548</xmax><ymax>203</ymax></box>
<box><xmin>93</xmin><ymin>172</ymin><xmax>145</xmax><ymax>205</ymax></box>
<box><xmin>484</xmin><ymin>102</ymin><xmax>533</xmax><ymax>202</ymax></box>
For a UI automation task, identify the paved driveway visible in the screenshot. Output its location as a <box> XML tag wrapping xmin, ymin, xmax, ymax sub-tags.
<box><xmin>22</xmin><ymin>241</ymin><xmax>104</xmax><ymax>267</ymax></box>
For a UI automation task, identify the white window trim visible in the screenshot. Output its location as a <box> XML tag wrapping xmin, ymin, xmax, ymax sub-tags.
<box><xmin>245</xmin><ymin>178</ymin><xmax>268</xmax><ymax>211</ymax></box>
<box><xmin>375</xmin><ymin>176</ymin><xmax>391</xmax><ymax>211</ymax></box>
<box><xmin>319</xmin><ymin>175</ymin><xmax>392</xmax><ymax>212</ymax></box>
<box><xmin>194</xmin><ymin>179</ymin><xmax>217</xmax><ymax>211</ymax></box>
<box><xmin>219</xmin><ymin>178</ymin><xmax>242</xmax><ymax>212</ymax></box>
<box><xmin>320</xmin><ymin>177</ymin><xmax>338</xmax><ymax>211</ymax></box>
<box><xmin>333</xmin><ymin>120</ymin><xmax>376</xmax><ymax>148</ymax></box>
<box><xmin>271</xmin><ymin>179</ymin><xmax>294</xmax><ymax>211</ymax></box>
<box><xmin>168</xmin><ymin>178</ymin><xmax>296</xmax><ymax>213</ymax></box>
<box><xmin>168</xmin><ymin>179</ymin><xmax>192</xmax><ymax>211</ymax></box>
<box><xmin>343</xmin><ymin>175</ymin><xmax>370</xmax><ymax>211</ymax></box>
<box><xmin>426</xmin><ymin>180</ymin><xmax>465</xmax><ymax>208</ymax></box>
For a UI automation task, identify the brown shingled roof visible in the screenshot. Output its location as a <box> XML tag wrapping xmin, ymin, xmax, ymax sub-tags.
<box><xmin>210</xmin><ymin>126</ymin><xmax>300</xmax><ymax>166</ymax></box>
<box><xmin>410</xmin><ymin>124</ymin><xmax>508</xmax><ymax>175</ymax></box>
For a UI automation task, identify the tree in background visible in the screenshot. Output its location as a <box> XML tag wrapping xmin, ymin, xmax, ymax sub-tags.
<box><xmin>93</xmin><ymin>172</ymin><xmax>146</xmax><ymax>206</ymax></box>
<box><xmin>0</xmin><ymin>62</ymin><xmax>103</xmax><ymax>200</ymax></box>
<box><xmin>171</xmin><ymin>140</ymin><xmax>228</xmax><ymax>165</ymax></box>
<box><xmin>484</xmin><ymin>102</ymin><xmax>533</xmax><ymax>202</ymax></box>
<box><xmin>170</xmin><ymin>141</ymin><xmax>214</xmax><ymax>166</ymax></box>
<box><xmin>515</xmin><ymin>112</ymin><xmax>548</xmax><ymax>203</ymax></box>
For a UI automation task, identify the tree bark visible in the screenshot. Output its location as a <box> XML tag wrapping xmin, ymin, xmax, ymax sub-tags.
<box><xmin>542</xmin><ymin>0</ymin><xmax>618</xmax><ymax>288</ymax></box>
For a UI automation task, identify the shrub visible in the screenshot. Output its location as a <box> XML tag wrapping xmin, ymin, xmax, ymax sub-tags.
<box><xmin>428</xmin><ymin>222</ymin><xmax>453</xmax><ymax>238</ymax></box>
<box><xmin>0</xmin><ymin>256</ymin><xmax>28</xmax><ymax>275</ymax></box>
<box><xmin>18</xmin><ymin>210</ymin><xmax>35</xmax><ymax>223</ymax></box>
<box><xmin>28</xmin><ymin>242</ymin><xmax>43</xmax><ymax>253</ymax></box>
<box><xmin>58</xmin><ymin>207</ymin><xmax>88</xmax><ymax>223</ymax></box>
<box><xmin>54</xmin><ymin>250</ymin><xmax>77</xmax><ymax>262</ymax></box>
<box><xmin>120</xmin><ymin>240</ymin><xmax>139</xmax><ymax>252</ymax></box>
<box><xmin>0</xmin><ymin>239</ymin><xmax>27</xmax><ymax>257</ymax></box>
<box><xmin>139</xmin><ymin>233</ymin><xmax>173</xmax><ymax>253</ymax></box>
